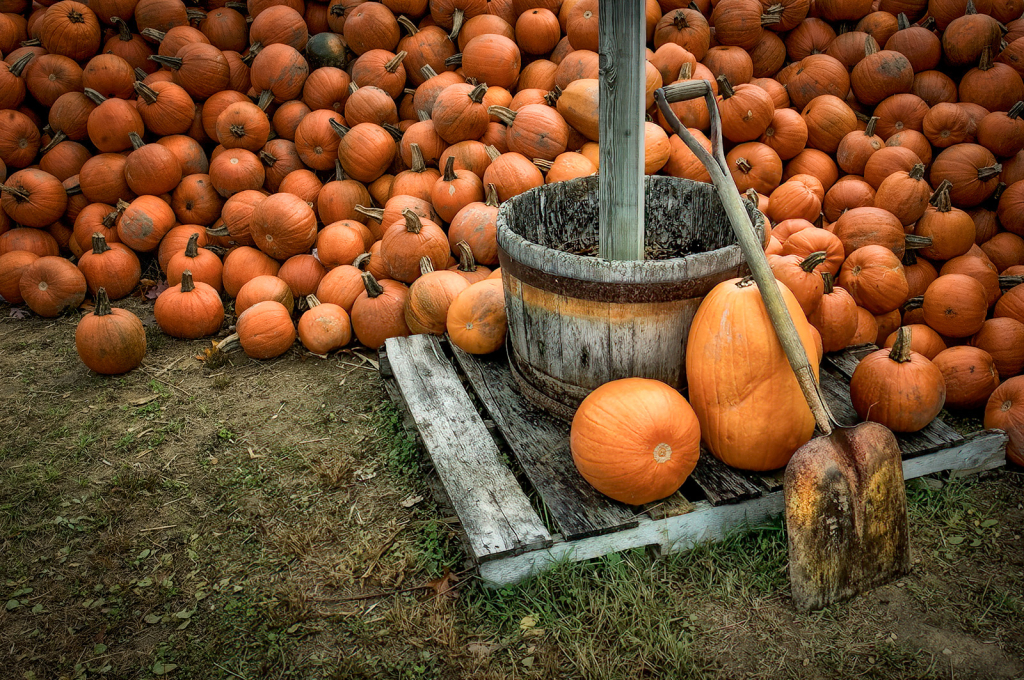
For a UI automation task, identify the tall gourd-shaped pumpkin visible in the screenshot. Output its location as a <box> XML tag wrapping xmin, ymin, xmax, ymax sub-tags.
<box><xmin>75</xmin><ymin>288</ymin><xmax>146</xmax><ymax>375</ymax></box>
<box><xmin>686</xmin><ymin>276</ymin><xmax>819</xmax><ymax>471</ymax></box>
<box><xmin>571</xmin><ymin>378</ymin><xmax>701</xmax><ymax>506</ymax></box>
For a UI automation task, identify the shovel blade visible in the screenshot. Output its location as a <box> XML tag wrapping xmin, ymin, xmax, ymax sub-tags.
<box><xmin>785</xmin><ymin>422</ymin><xmax>911</xmax><ymax>611</ymax></box>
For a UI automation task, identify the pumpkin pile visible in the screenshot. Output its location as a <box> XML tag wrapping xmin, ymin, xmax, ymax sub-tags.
<box><xmin>2</xmin><ymin>0</ymin><xmax>1024</xmax><ymax>478</ymax></box>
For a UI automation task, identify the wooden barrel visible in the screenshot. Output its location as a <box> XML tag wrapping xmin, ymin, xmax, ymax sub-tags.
<box><xmin>497</xmin><ymin>175</ymin><xmax>764</xmax><ymax>420</ymax></box>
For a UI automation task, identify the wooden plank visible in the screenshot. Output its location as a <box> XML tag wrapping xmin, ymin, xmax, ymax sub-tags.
<box><xmin>476</xmin><ymin>430</ymin><xmax>1006</xmax><ymax>587</ymax></box>
<box><xmin>598</xmin><ymin>0</ymin><xmax>645</xmax><ymax>261</ymax></box>
<box><xmin>450</xmin><ymin>344</ymin><xmax>640</xmax><ymax>541</ymax></box>
<box><xmin>384</xmin><ymin>335</ymin><xmax>551</xmax><ymax>562</ymax></box>
<box><xmin>823</xmin><ymin>350</ymin><xmax>965</xmax><ymax>455</ymax></box>
<box><xmin>687</xmin><ymin>448</ymin><xmax>764</xmax><ymax>506</ymax></box>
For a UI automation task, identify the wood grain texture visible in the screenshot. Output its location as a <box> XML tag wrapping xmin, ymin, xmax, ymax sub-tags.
<box><xmin>449</xmin><ymin>343</ymin><xmax>640</xmax><ymax>541</ymax></box>
<box><xmin>688</xmin><ymin>450</ymin><xmax>765</xmax><ymax>506</ymax></box>
<box><xmin>384</xmin><ymin>335</ymin><xmax>551</xmax><ymax>562</ymax></box>
<box><xmin>598</xmin><ymin>0</ymin><xmax>645</xmax><ymax>261</ymax></box>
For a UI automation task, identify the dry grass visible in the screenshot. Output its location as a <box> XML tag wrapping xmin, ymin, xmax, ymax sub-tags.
<box><xmin>0</xmin><ymin>300</ymin><xmax>1022</xmax><ymax>680</ymax></box>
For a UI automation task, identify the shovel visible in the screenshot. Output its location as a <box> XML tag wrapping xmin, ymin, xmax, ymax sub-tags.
<box><xmin>654</xmin><ymin>81</ymin><xmax>910</xmax><ymax>611</ymax></box>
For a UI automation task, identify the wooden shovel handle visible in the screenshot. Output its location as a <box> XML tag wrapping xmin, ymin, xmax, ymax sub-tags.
<box><xmin>655</xmin><ymin>83</ymin><xmax>834</xmax><ymax>435</ymax></box>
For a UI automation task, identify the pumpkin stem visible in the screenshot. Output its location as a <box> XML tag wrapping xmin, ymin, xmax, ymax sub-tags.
<box><xmin>978</xmin><ymin>162</ymin><xmax>1003</xmax><ymax>181</ymax></box>
<box><xmin>760</xmin><ymin>3</ymin><xmax>784</xmax><ymax>25</ymax></box>
<box><xmin>140</xmin><ymin>27</ymin><xmax>166</xmax><ymax>42</ymax></box>
<box><xmin>544</xmin><ymin>85</ymin><xmax>562</xmax><ymax>106</ymax></box>
<box><xmin>383</xmin><ymin>123</ymin><xmax>404</xmax><ymax>141</ymax></box>
<box><xmin>734</xmin><ymin>156</ymin><xmax>752</xmax><ymax>173</ymax></box>
<box><xmin>904</xmin><ymin>234</ymin><xmax>933</xmax><ymax>249</ymax></box>
<box><xmin>361</xmin><ymin>271</ymin><xmax>384</xmax><ymax>298</ymax></box>
<box><xmin>821</xmin><ymin>271</ymin><xmax>835</xmax><ymax>294</ymax></box>
<box><xmin>186</xmin><ymin>8</ymin><xmax>206</xmax><ymax>23</ymax></box>
<box><xmin>134</xmin><ymin>67</ymin><xmax>150</xmax><ymax>83</ymax></box>
<box><xmin>889</xmin><ymin>326</ymin><xmax>913</xmax><ymax>363</ymax></box>
<box><xmin>455</xmin><ymin>240</ymin><xmax>478</xmax><ymax>272</ymax></box>
<box><xmin>999</xmin><ymin>275</ymin><xmax>1024</xmax><ymax>289</ymax></box>
<box><xmin>929</xmin><ymin>179</ymin><xmax>953</xmax><ymax>212</ymax></box>
<box><xmin>355</xmin><ymin>204</ymin><xmax>384</xmax><ymax>221</ymax></box>
<box><xmin>863</xmin><ymin>35</ymin><xmax>878</xmax><ymax>55</ymax></box>
<box><xmin>385</xmin><ymin>51</ymin><xmax>408</xmax><ymax>73</ymax></box>
<box><xmin>677</xmin><ymin>62</ymin><xmax>694</xmax><ymax>81</ymax></box>
<box><xmin>40</xmin><ymin>130</ymin><xmax>68</xmax><ymax>154</ymax></box>
<box><xmin>404</xmin><ymin>88</ymin><xmax>417</xmax><ymax>97</ymax></box>
<box><xmin>736</xmin><ymin>275</ymin><xmax>756</xmax><ymax>288</ymax></box>
<box><xmin>419</xmin><ymin>256</ymin><xmax>434</xmax><ymax>275</ymax></box>
<box><xmin>128</xmin><ymin>131</ymin><xmax>145</xmax><ymax>150</ymax></box>
<box><xmin>397</xmin><ymin>14</ymin><xmax>420</xmax><ymax>35</ymax></box>
<box><xmin>488</xmin><ymin>105</ymin><xmax>517</xmax><ymax>126</ymax></box>
<box><xmin>672</xmin><ymin>10</ymin><xmax>689</xmax><ymax>30</ymax></box>
<box><xmin>230</xmin><ymin>123</ymin><xmax>247</xmax><ymax>139</ymax></box>
<box><xmin>416</xmin><ymin>109</ymin><xmax>431</xmax><ymax>122</ymax></box>
<box><xmin>449</xmin><ymin>8</ymin><xmax>465</xmax><ymax>40</ymax></box>
<box><xmin>241</xmin><ymin>44</ymin><xmax>260</xmax><ymax>65</ymax></box>
<box><xmin>485</xmin><ymin>183</ymin><xmax>499</xmax><ymax>207</ymax></box>
<box><xmin>485</xmin><ymin>145</ymin><xmax>501</xmax><ymax>161</ymax></box>
<box><xmin>65</xmin><ymin>180</ymin><xmax>82</xmax><ymax>196</ymax></box>
<box><xmin>353</xmin><ymin>252</ymin><xmax>372</xmax><ymax>271</ymax></box>
<box><xmin>102</xmin><ymin>205</ymin><xmax>124</xmax><ymax>227</ymax></box>
<box><xmin>920</xmin><ymin>16</ymin><xmax>936</xmax><ymax>30</ymax></box>
<box><xmin>408</xmin><ymin>143</ymin><xmax>427</xmax><ymax>173</ymax></box>
<box><xmin>349</xmin><ymin>82</ymin><xmax>359</xmax><ymax>94</ymax></box>
<box><xmin>91</xmin><ymin>233</ymin><xmax>112</xmax><ymax>255</ymax></box>
<box><xmin>257</xmin><ymin>89</ymin><xmax>274</xmax><ymax>110</ymax></box>
<box><xmin>744</xmin><ymin>187</ymin><xmax>759</xmax><ymax>207</ymax></box>
<box><xmin>206</xmin><ymin>225</ymin><xmax>229</xmax><ymax>237</ymax></box>
<box><xmin>716</xmin><ymin>75</ymin><xmax>735</xmax><ymax>99</ymax></box>
<box><xmin>445</xmin><ymin>53</ymin><xmax>463</xmax><ymax>69</ymax></box>
<box><xmin>112</xmin><ymin>16</ymin><xmax>133</xmax><ymax>41</ymax></box>
<box><xmin>1009</xmin><ymin>101</ymin><xmax>1024</xmax><ymax>120</ymax></box>
<box><xmin>903</xmin><ymin>295</ymin><xmax>923</xmax><ymax>311</ymax></box>
<box><xmin>91</xmin><ymin>287</ymin><xmax>113</xmax><ymax>316</ymax></box>
<box><xmin>82</xmin><ymin>88</ymin><xmax>107</xmax><ymax>105</ymax></box>
<box><xmin>978</xmin><ymin>45</ymin><xmax>993</xmax><ymax>71</ymax></box>
<box><xmin>0</xmin><ymin>183</ymin><xmax>29</xmax><ymax>202</ymax></box>
<box><xmin>902</xmin><ymin>248</ymin><xmax>918</xmax><ymax>266</ymax></box>
<box><xmin>149</xmin><ymin>54</ymin><xmax>183</xmax><ymax>70</ymax></box>
<box><xmin>67</xmin><ymin>7</ymin><xmax>86</xmax><ymax>23</ymax></box>
<box><xmin>908</xmin><ymin>163</ymin><xmax>926</xmax><ymax>181</ymax></box>
<box><xmin>993</xmin><ymin>181</ymin><xmax>1007</xmax><ymax>203</ymax></box>
<box><xmin>258</xmin><ymin>149</ymin><xmax>278</xmax><ymax>166</ymax></box>
<box><xmin>225</xmin><ymin>1</ymin><xmax>247</xmax><ymax>9</ymax></box>
<box><xmin>421</xmin><ymin>64</ymin><xmax>439</xmax><ymax>80</ymax></box>
<box><xmin>180</xmin><ymin>269</ymin><xmax>196</xmax><ymax>293</ymax></box>
<box><xmin>132</xmin><ymin>80</ymin><xmax>159</xmax><ymax>103</ymax></box>
<box><xmin>8</xmin><ymin>51</ymin><xmax>33</xmax><ymax>77</ymax></box>
<box><xmin>403</xmin><ymin>209</ymin><xmax>425</xmax><ymax>234</ymax></box>
<box><xmin>896</xmin><ymin>12</ymin><xmax>910</xmax><ymax>30</ymax></box>
<box><xmin>334</xmin><ymin>158</ymin><xmax>347</xmax><ymax>181</ymax></box>
<box><xmin>442</xmin><ymin>155</ymin><xmax>458</xmax><ymax>181</ymax></box>
<box><xmin>533</xmin><ymin>158</ymin><xmax>553</xmax><ymax>172</ymax></box>
<box><xmin>865</xmin><ymin>116</ymin><xmax>878</xmax><ymax>137</ymax></box>
<box><xmin>468</xmin><ymin>82</ymin><xmax>489</xmax><ymax>104</ymax></box>
<box><xmin>184</xmin><ymin>232</ymin><xmax>200</xmax><ymax>258</ymax></box>
<box><xmin>966</xmin><ymin>0</ymin><xmax>977</xmax><ymax>14</ymax></box>
<box><xmin>800</xmin><ymin>251</ymin><xmax>828</xmax><ymax>273</ymax></box>
<box><xmin>329</xmin><ymin>119</ymin><xmax>350</xmax><ymax>138</ymax></box>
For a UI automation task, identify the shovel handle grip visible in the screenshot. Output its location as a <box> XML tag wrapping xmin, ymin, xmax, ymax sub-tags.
<box><xmin>653</xmin><ymin>86</ymin><xmax>834</xmax><ymax>436</ymax></box>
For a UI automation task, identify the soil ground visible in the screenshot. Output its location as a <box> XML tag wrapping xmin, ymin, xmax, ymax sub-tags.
<box><xmin>1</xmin><ymin>295</ymin><xmax>1022</xmax><ymax>680</ymax></box>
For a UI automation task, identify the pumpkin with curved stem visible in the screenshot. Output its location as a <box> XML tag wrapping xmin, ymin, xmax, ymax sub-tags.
<box><xmin>942</xmin><ymin>0</ymin><xmax>1002</xmax><ymax>67</ymax></box>
<box><xmin>167</xmin><ymin>233</ymin><xmax>222</xmax><ymax>293</ymax></box>
<box><xmin>294</xmin><ymin>110</ymin><xmax>346</xmax><ymax>172</ymax></box>
<box><xmin>978</xmin><ymin>103</ymin><xmax>1024</xmax><ymax>159</ymax></box>
<box><xmin>432</xmin><ymin>156</ymin><xmax>484</xmax><ymax>224</ymax></box>
<box><xmin>960</xmin><ymin>46</ymin><xmax>1024</xmax><ymax>113</ymax></box>
<box><xmin>864</xmin><ymin>145</ymin><xmax>921</xmax><ymax>190</ymax></box>
<box><xmin>447</xmin><ymin>183</ymin><xmax>500</xmax><ymax>266</ymax></box>
<box><xmin>83</xmin><ymin>88</ymin><xmax>144</xmax><ymax>154</ymax></box>
<box><xmin>124</xmin><ymin>132</ymin><xmax>183</xmax><ymax>197</ymax></box>
<box><xmin>234</xmin><ymin>300</ymin><xmax>296</xmax><ymax>359</ymax></box>
<box><xmin>687</xmin><ymin>276</ymin><xmax>818</xmax><ymax>471</ymax></box>
<box><xmin>449</xmin><ymin>240</ymin><xmax>493</xmax><ymax>283</ymax></box>
<box><xmin>807</xmin><ymin>272</ymin><xmax>858</xmax><ymax>352</ymax></box>
<box><xmin>824</xmin><ymin>31</ymin><xmax>877</xmax><ymax>70</ymax></box>
<box><xmin>0</xmin><ymin>251</ymin><xmax>39</xmax><ymax>305</ymax></box>
<box><xmin>391</xmin><ymin>144</ymin><xmax>441</xmax><ymax>203</ymax></box>
<box><xmin>850</xmin><ymin>326</ymin><xmax>945</xmax><ymax>432</ymax></box>
<box><xmin>570</xmin><ymin>377</ymin><xmax>701</xmax><ymax>505</ymax></box>
<box><xmin>715</xmin><ymin>76</ymin><xmax>774</xmax><ymax>143</ymax></box>
<box><xmin>482</xmin><ymin>149</ymin><xmax>544</xmax><ymax>201</ymax></box>
<box><xmin>82</xmin><ymin>53</ymin><xmax>136</xmax><ymax>101</ymax></box>
<box><xmin>838</xmin><ymin>245</ymin><xmax>909</xmax><ymax>315</ymax></box>
<box><xmin>396</xmin><ymin>18</ymin><xmax>454</xmax><ymax>88</ymax></box>
<box><xmin>317</xmin><ymin>261</ymin><xmax>367</xmax><ymax>311</ymax></box>
<box><xmin>236</xmin><ymin>275</ymin><xmax>295</xmax><ymax>316</ymax></box>
<box><xmin>350</xmin><ymin>271</ymin><xmax>410</xmax><ymax>349</ymax></box>
<box><xmin>769</xmin><ymin>251</ymin><xmax>827</xmax><ymax>315</ymax></box>
<box><xmin>985</xmin><ymin>376</ymin><xmax>1024</xmax><ymax>465</ymax></box>
<box><xmin>298</xmin><ymin>294</ymin><xmax>352</xmax><ymax>354</ymax></box>
<box><xmin>972</xmin><ymin>317</ymin><xmax>1024</xmax><ymax>378</ymax></box>
<box><xmin>874</xmin><ymin>163</ymin><xmax>931</xmax><ymax>227</ymax></box>
<box><xmin>883</xmin><ymin>324</ymin><xmax>946</xmax><ymax>359</ymax></box>
<box><xmin>782</xmin><ymin>228</ymin><xmax>845</xmax><ymax>275</ymax></box>
<box><xmin>222</xmin><ymin>246</ymin><xmax>281</xmax><ymax>298</ymax></box>
<box><xmin>930</xmin><ymin>144</ymin><xmax>1002</xmax><ymax>209</ymax></box>
<box><xmin>103</xmin><ymin>18</ymin><xmax>156</xmax><ymax>73</ymax></box>
<box><xmin>440</xmin><ymin>141</ymin><xmax>494</xmax><ymax>178</ymax></box>
<box><xmin>653</xmin><ymin>8</ymin><xmax>710</xmax><ymax>60</ymax></box>
<box><xmin>75</xmin><ymin>288</ymin><xmax>146</xmax><ymax>375</ymax></box>
<box><xmin>149</xmin><ymin>42</ymin><xmax>230</xmax><ymax>100</ymax></box>
<box><xmin>431</xmin><ymin>0</ymin><xmax>488</xmax><ymax>40</ymax></box>
<box><xmin>836</xmin><ymin>116</ymin><xmax>882</xmax><ymax>176</ymax></box>
<box><xmin>1</xmin><ymin>169</ymin><xmax>68</xmax><ymax>229</ymax></box>
<box><xmin>73</xmin><ymin>203</ymin><xmax>122</xmax><ymax>254</ymax></box>
<box><xmin>726</xmin><ymin>142</ymin><xmax>783</xmax><ymax>195</ymax></box>
<box><xmin>404</xmin><ymin>256</ymin><xmax>471</xmax><ymax>335</ymax></box>
<box><xmin>884</xmin><ymin>13</ymin><xmax>940</xmax><ymax>72</ymax></box>
<box><xmin>157</xmin><ymin>225</ymin><xmax>206</xmax><ymax>274</ymax></box>
<box><xmin>251</xmin><ymin>43</ymin><xmax>309</xmax><ymax>106</ymax></box>
<box><xmin>432</xmin><ymin>82</ymin><xmax>490</xmax><ymax>145</ymax></box>
<box><xmin>380</xmin><ymin>209</ymin><xmax>450</xmax><ymax>284</ymax></box>
<box><xmin>78</xmin><ymin>233</ymin><xmax>141</xmax><ymax>300</ymax></box>
<box><xmin>446</xmin><ymin>279</ymin><xmax>507</xmax><ymax>354</ymax></box>
<box><xmin>933</xmin><ymin>346</ymin><xmax>1000</xmax><ymax>410</ymax></box>
<box><xmin>489</xmin><ymin>104</ymin><xmax>570</xmax><ymax>163</ymax></box>
<box><xmin>414</xmin><ymin>65</ymin><xmax>466</xmax><ymax>117</ymax></box>
<box><xmin>923</xmin><ymin>274</ymin><xmax>988</xmax><ymax>337</ymax></box>
<box><xmin>915</xmin><ymin>181</ymin><xmax>976</xmax><ymax>262</ymax></box>
<box><xmin>19</xmin><ymin>255</ymin><xmax>87</xmax><ymax>317</ymax></box>
<box><xmin>116</xmin><ymin>196</ymin><xmax>176</xmax><ymax>254</ymax></box>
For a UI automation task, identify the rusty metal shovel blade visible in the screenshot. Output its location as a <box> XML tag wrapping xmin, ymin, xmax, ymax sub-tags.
<box><xmin>654</xmin><ymin>80</ymin><xmax>911</xmax><ymax>611</ymax></box>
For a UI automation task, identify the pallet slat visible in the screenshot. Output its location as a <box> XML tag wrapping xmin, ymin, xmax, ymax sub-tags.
<box><xmin>384</xmin><ymin>335</ymin><xmax>552</xmax><ymax>562</ymax></box>
<box><xmin>688</xmin><ymin>450</ymin><xmax>765</xmax><ymax>505</ymax></box>
<box><xmin>450</xmin><ymin>344</ymin><xmax>640</xmax><ymax>541</ymax></box>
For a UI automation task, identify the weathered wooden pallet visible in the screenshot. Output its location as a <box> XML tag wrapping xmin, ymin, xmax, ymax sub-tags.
<box><xmin>378</xmin><ymin>336</ymin><xmax>1007</xmax><ymax>588</ymax></box>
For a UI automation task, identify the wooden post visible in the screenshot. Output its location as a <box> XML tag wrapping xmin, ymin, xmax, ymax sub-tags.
<box><xmin>598</xmin><ymin>0</ymin><xmax>645</xmax><ymax>261</ymax></box>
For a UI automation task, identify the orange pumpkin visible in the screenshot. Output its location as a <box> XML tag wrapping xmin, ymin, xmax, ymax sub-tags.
<box><xmin>933</xmin><ymin>346</ymin><xmax>1000</xmax><ymax>410</ymax></box>
<box><xmin>404</xmin><ymin>257</ymin><xmax>471</xmax><ymax>336</ymax></box>
<box><xmin>154</xmin><ymin>270</ymin><xmax>225</xmax><ymax>339</ymax></box>
<box><xmin>985</xmin><ymin>376</ymin><xmax>1024</xmax><ymax>466</ymax></box>
<box><xmin>350</xmin><ymin>271</ymin><xmax>411</xmax><ymax>349</ymax></box>
<box><xmin>236</xmin><ymin>300</ymin><xmax>297</xmax><ymax>359</ymax></box>
<box><xmin>298</xmin><ymin>294</ymin><xmax>352</xmax><ymax>354</ymax></box>
<box><xmin>75</xmin><ymin>287</ymin><xmax>146</xmax><ymax>375</ymax></box>
<box><xmin>570</xmin><ymin>378</ymin><xmax>701</xmax><ymax>505</ymax></box>
<box><xmin>446</xmin><ymin>278</ymin><xmax>507</xmax><ymax>354</ymax></box>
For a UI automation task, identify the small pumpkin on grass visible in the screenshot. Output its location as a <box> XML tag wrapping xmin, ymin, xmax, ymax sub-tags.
<box><xmin>571</xmin><ymin>378</ymin><xmax>701</xmax><ymax>506</ymax></box>
<box><xmin>75</xmin><ymin>287</ymin><xmax>146</xmax><ymax>375</ymax></box>
<box><xmin>850</xmin><ymin>326</ymin><xmax>946</xmax><ymax>432</ymax></box>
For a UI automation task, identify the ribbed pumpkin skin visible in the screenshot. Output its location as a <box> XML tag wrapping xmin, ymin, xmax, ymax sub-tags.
<box><xmin>236</xmin><ymin>300</ymin><xmax>297</xmax><ymax>359</ymax></box>
<box><xmin>686</xmin><ymin>277</ymin><xmax>819</xmax><ymax>471</ymax></box>
<box><xmin>446</xmin><ymin>279</ymin><xmax>507</xmax><ymax>354</ymax></box>
<box><xmin>249</xmin><ymin>193</ymin><xmax>317</xmax><ymax>260</ymax></box>
<box><xmin>351</xmin><ymin>277</ymin><xmax>411</xmax><ymax>349</ymax></box>
<box><xmin>0</xmin><ymin>251</ymin><xmax>40</xmax><ymax>305</ymax></box>
<box><xmin>971</xmin><ymin>317</ymin><xmax>1024</xmax><ymax>378</ymax></box>
<box><xmin>985</xmin><ymin>375</ymin><xmax>1024</xmax><ymax>466</ymax></box>
<box><xmin>316</xmin><ymin>265</ymin><xmax>366</xmax><ymax>312</ymax></box>
<box><xmin>117</xmin><ymin>195</ymin><xmax>176</xmax><ymax>253</ymax></box>
<box><xmin>932</xmin><ymin>346</ymin><xmax>1000</xmax><ymax>410</ymax></box>
<box><xmin>298</xmin><ymin>302</ymin><xmax>351</xmax><ymax>354</ymax></box>
<box><xmin>19</xmin><ymin>256</ymin><xmax>88</xmax><ymax>317</ymax></box>
<box><xmin>154</xmin><ymin>274</ymin><xmax>225</xmax><ymax>339</ymax></box>
<box><xmin>850</xmin><ymin>336</ymin><xmax>946</xmax><ymax>432</ymax></box>
<box><xmin>235</xmin><ymin>275</ymin><xmax>295</xmax><ymax>316</ymax></box>
<box><xmin>405</xmin><ymin>270</ymin><xmax>470</xmax><ymax>336</ymax></box>
<box><xmin>570</xmin><ymin>378</ymin><xmax>701</xmax><ymax>505</ymax></box>
<box><xmin>75</xmin><ymin>292</ymin><xmax>146</xmax><ymax>375</ymax></box>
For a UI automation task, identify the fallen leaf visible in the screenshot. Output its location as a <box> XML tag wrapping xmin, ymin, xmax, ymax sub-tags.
<box><xmin>152</xmin><ymin>662</ymin><xmax>177</xmax><ymax>675</ymax></box>
<box><xmin>9</xmin><ymin>308</ymin><xmax>31</xmax><ymax>320</ymax></box>
<box><xmin>520</xmin><ymin>615</ymin><xmax>536</xmax><ymax>630</ymax></box>
<box><xmin>521</xmin><ymin>656</ymin><xmax>534</xmax><ymax>667</ymax></box>
<box><xmin>466</xmin><ymin>643</ymin><xmax>502</xmax><ymax>658</ymax></box>
<box><xmin>142</xmin><ymin>280</ymin><xmax>169</xmax><ymax>300</ymax></box>
<box><xmin>423</xmin><ymin>568</ymin><xmax>459</xmax><ymax>599</ymax></box>
<box><xmin>144</xmin><ymin>614</ymin><xmax>161</xmax><ymax>624</ymax></box>
<box><xmin>401</xmin><ymin>495</ymin><xmax>424</xmax><ymax>508</ymax></box>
